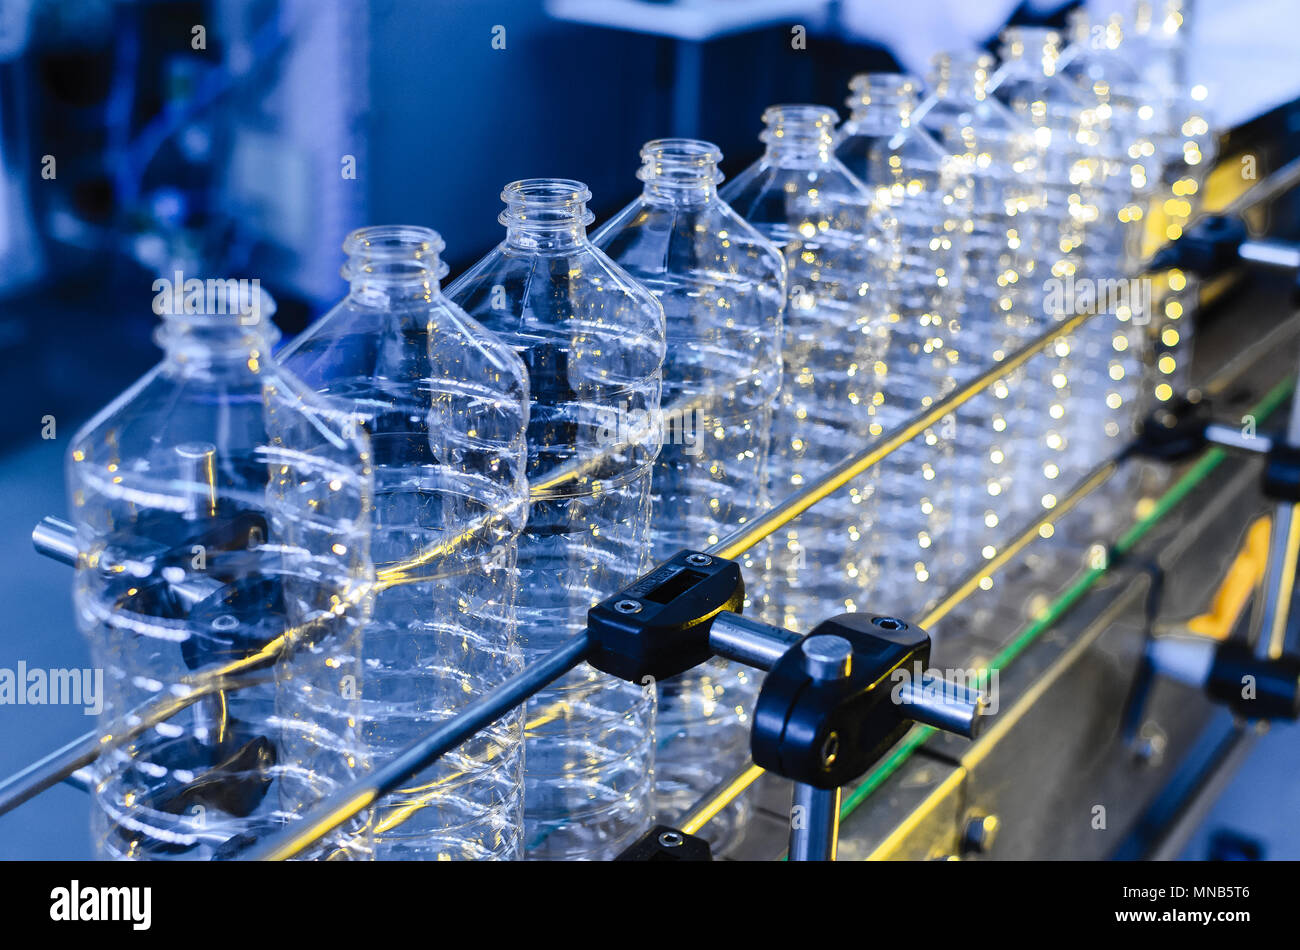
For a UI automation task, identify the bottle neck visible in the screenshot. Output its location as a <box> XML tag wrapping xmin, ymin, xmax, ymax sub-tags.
<box><xmin>999</xmin><ymin>28</ymin><xmax>1064</xmax><ymax>78</ymax></box>
<box><xmin>638</xmin><ymin>138</ymin><xmax>724</xmax><ymax>206</ymax></box>
<box><xmin>154</xmin><ymin>281</ymin><xmax>279</xmax><ymax>374</ymax></box>
<box><xmin>846</xmin><ymin>75</ymin><xmax>920</xmax><ymax>131</ymax></box>
<box><xmin>929</xmin><ymin>54</ymin><xmax>995</xmax><ymax>102</ymax></box>
<box><xmin>760</xmin><ymin>105</ymin><xmax>838</xmax><ymax>165</ymax></box>
<box><xmin>500</xmin><ymin>178</ymin><xmax>595</xmax><ymax>251</ymax></box>
<box><xmin>156</xmin><ymin>315</ymin><xmax>280</xmax><ymax>374</ymax></box>
<box><xmin>343</xmin><ymin>225</ymin><xmax>449</xmax><ymax>304</ymax></box>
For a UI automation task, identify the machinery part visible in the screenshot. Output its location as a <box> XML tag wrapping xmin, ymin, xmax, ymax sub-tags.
<box><xmin>1133</xmin><ymin>394</ymin><xmax>1212</xmax><ymax>461</ymax></box>
<box><xmin>1149</xmin><ymin>214</ymin><xmax>1248</xmax><ymax>278</ymax></box>
<box><xmin>615</xmin><ymin>825</ymin><xmax>713</xmax><ymax>861</ymax></box>
<box><xmin>748</xmin><ymin>613</ymin><xmax>983</xmax><ymax>791</ymax></box>
<box><xmin>1206</xmin><ymin>640</ymin><xmax>1300</xmax><ymax>719</ymax></box>
<box><xmin>586</xmin><ymin>549</ymin><xmax>744</xmax><ymax>682</ymax></box>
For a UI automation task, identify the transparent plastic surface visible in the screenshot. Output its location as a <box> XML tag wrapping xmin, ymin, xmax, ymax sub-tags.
<box><xmin>836</xmin><ymin>74</ymin><xmax>972</xmax><ymax>601</ymax></box>
<box><xmin>447</xmin><ymin>179</ymin><xmax>666</xmax><ymax>860</ymax></box>
<box><xmin>67</xmin><ymin>295</ymin><xmax>374</xmax><ymax>860</ymax></box>
<box><xmin>721</xmin><ymin>106</ymin><xmax>886</xmax><ymax>633</ymax></box>
<box><xmin>990</xmin><ymin>27</ymin><xmax>1130</xmax><ymax>492</ymax></box>
<box><xmin>915</xmin><ymin>52</ymin><xmax>1054</xmax><ymax>585</ymax></box>
<box><xmin>279</xmin><ymin>226</ymin><xmax>530</xmax><ymax>860</ymax></box>
<box><xmin>1057</xmin><ymin>12</ymin><xmax>1172</xmax><ymax>509</ymax></box>
<box><xmin>592</xmin><ymin>139</ymin><xmax>785</xmax><ymax>854</ymax></box>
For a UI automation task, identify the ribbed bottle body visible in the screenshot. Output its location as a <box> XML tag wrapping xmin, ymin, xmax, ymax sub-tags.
<box><xmin>448</xmin><ymin>179</ymin><xmax>666</xmax><ymax>859</ymax></box>
<box><xmin>68</xmin><ymin>303</ymin><xmax>373</xmax><ymax>860</ymax></box>
<box><xmin>281</xmin><ymin>227</ymin><xmax>530</xmax><ymax>860</ymax></box>
<box><xmin>723</xmin><ymin>106</ymin><xmax>887</xmax><ymax>633</ymax></box>
<box><xmin>593</xmin><ymin>139</ymin><xmax>785</xmax><ymax>854</ymax></box>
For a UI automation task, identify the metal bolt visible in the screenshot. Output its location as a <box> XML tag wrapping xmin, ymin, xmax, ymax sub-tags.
<box><xmin>820</xmin><ymin>731</ymin><xmax>840</xmax><ymax>767</ymax></box>
<box><xmin>685</xmin><ymin>553</ymin><xmax>712</xmax><ymax>566</ymax></box>
<box><xmin>872</xmin><ymin>616</ymin><xmax>906</xmax><ymax>631</ymax></box>
<box><xmin>658</xmin><ymin>830</ymin><xmax>684</xmax><ymax>848</ymax></box>
<box><xmin>614</xmin><ymin>599</ymin><xmax>642</xmax><ymax>614</ymax></box>
<box><xmin>212</xmin><ymin>614</ymin><xmax>239</xmax><ymax>631</ymax></box>
<box><xmin>802</xmin><ymin>635</ymin><xmax>853</xmax><ymax>681</ymax></box>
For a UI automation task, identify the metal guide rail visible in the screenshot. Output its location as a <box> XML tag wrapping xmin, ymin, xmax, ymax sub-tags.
<box><xmin>6</xmin><ymin>157</ymin><xmax>1300</xmax><ymax>861</ymax></box>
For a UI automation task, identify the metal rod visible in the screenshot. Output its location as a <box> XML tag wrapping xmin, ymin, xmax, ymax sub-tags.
<box><xmin>1204</xmin><ymin>423</ymin><xmax>1272</xmax><ymax>454</ymax></box>
<box><xmin>896</xmin><ymin>675</ymin><xmax>986</xmax><ymax>739</ymax></box>
<box><xmin>1239</xmin><ymin>239</ymin><xmax>1300</xmax><ymax>273</ymax></box>
<box><xmin>708</xmin><ymin>612</ymin><xmax>802</xmax><ymax>672</ymax></box>
<box><xmin>31</xmin><ymin>517</ymin><xmax>78</xmax><ymax>566</ymax></box>
<box><xmin>0</xmin><ymin>731</ymin><xmax>100</xmax><ymax>816</ymax></box>
<box><xmin>1221</xmin><ymin>155</ymin><xmax>1300</xmax><ymax>218</ymax></box>
<box><xmin>789</xmin><ymin>784</ymin><xmax>839</xmax><ymax>861</ymax></box>
<box><xmin>1253</xmin><ymin>340</ymin><xmax>1300</xmax><ymax>659</ymax></box>
<box><xmin>678</xmin><ymin>763</ymin><xmax>766</xmax><ymax>836</ymax></box>
<box><xmin>243</xmin><ymin>631</ymin><xmax>590</xmax><ymax>861</ymax></box>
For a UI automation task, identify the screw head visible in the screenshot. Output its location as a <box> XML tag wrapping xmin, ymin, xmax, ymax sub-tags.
<box><xmin>614</xmin><ymin>599</ymin><xmax>642</xmax><ymax>614</ymax></box>
<box><xmin>658</xmin><ymin>830</ymin><xmax>684</xmax><ymax>848</ymax></box>
<box><xmin>820</xmin><ymin>731</ymin><xmax>840</xmax><ymax>767</ymax></box>
<box><xmin>685</xmin><ymin>553</ymin><xmax>712</xmax><ymax>566</ymax></box>
<box><xmin>802</xmin><ymin>634</ymin><xmax>853</xmax><ymax>681</ymax></box>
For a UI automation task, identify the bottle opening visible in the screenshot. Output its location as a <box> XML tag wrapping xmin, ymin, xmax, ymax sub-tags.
<box><xmin>637</xmin><ymin>138</ymin><xmax>725</xmax><ymax>189</ymax></box>
<box><xmin>342</xmin><ymin>225</ymin><xmax>449</xmax><ymax>284</ymax></box>
<box><xmin>760</xmin><ymin>105</ymin><xmax>839</xmax><ymax>158</ymax></box>
<box><xmin>846</xmin><ymin>73</ymin><xmax>920</xmax><ymax>121</ymax></box>
<box><xmin>499</xmin><ymin>179</ymin><xmax>595</xmax><ymax>229</ymax></box>
<box><xmin>999</xmin><ymin>26</ymin><xmax>1063</xmax><ymax>70</ymax></box>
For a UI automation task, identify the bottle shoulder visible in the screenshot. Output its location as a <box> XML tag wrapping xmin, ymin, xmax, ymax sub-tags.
<box><xmin>445</xmin><ymin>241</ymin><xmax>667</xmax><ymax>363</ymax></box>
<box><xmin>590</xmin><ymin>196</ymin><xmax>788</xmax><ymax>289</ymax></box>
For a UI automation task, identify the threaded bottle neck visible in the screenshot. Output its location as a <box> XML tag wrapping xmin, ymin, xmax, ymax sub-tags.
<box><xmin>343</xmin><ymin>225</ymin><xmax>448</xmax><ymax>300</ymax></box>
<box><xmin>846</xmin><ymin>74</ymin><xmax>921</xmax><ymax>127</ymax></box>
<box><xmin>1067</xmin><ymin>9</ymin><xmax>1126</xmax><ymax>50</ymax></box>
<box><xmin>500</xmin><ymin>178</ymin><xmax>594</xmax><ymax>250</ymax></box>
<box><xmin>154</xmin><ymin>281</ymin><xmax>280</xmax><ymax>370</ymax></box>
<box><xmin>929</xmin><ymin>52</ymin><xmax>995</xmax><ymax>102</ymax></box>
<box><xmin>638</xmin><ymin>138</ymin><xmax>724</xmax><ymax>205</ymax></box>
<box><xmin>998</xmin><ymin>27</ymin><xmax>1064</xmax><ymax>77</ymax></box>
<box><xmin>760</xmin><ymin>105</ymin><xmax>838</xmax><ymax>164</ymax></box>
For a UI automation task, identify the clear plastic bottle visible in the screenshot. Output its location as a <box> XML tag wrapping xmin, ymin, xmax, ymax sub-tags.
<box><xmin>1129</xmin><ymin>0</ymin><xmax>1211</xmax><ymax>422</ymax></box>
<box><xmin>990</xmin><ymin>27</ymin><xmax>1116</xmax><ymax>488</ymax></box>
<box><xmin>720</xmin><ymin>105</ymin><xmax>886</xmax><ymax>634</ymax></box>
<box><xmin>278</xmin><ymin>226</ymin><xmax>531</xmax><ymax>860</ymax></box>
<box><xmin>67</xmin><ymin>286</ymin><xmax>374</xmax><ymax>860</ymax></box>
<box><xmin>591</xmin><ymin>139</ymin><xmax>785</xmax><ymax>855</ymax></box>
<box><xmin>1058</xmin><ymin>12</ymin><xmax>1166</xmax><ymax>499</ymax></box>
<box><xmin>835</xmin><ymin>74</ymin><xmax>971</xmax><ymax>606</ymax></box>
<box><xmin>446</xmin><ymin>179</ymin><xmax>666</xmax><ymax>859</ymax></box>
<box><xmin>915</xmin><ymin>52</ymin><xmax>1052</xmax><ymax>578</ymax></box>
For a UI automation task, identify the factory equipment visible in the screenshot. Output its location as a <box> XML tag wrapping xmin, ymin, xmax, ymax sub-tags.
<box><xmin>4</xmin><ymin>3</ymin><xmax>1300</xmax><ymax>868</ymax></box>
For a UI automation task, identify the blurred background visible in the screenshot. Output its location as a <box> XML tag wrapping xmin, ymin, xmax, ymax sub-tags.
<box><xmin>3</xmin><ymin>0</ymin><xmax>1300</xmax><ymax>858</ymax></box>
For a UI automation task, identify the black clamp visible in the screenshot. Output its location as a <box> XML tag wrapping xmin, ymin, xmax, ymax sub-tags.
<box><xmin>1149</xmin><ymin>214</ymin><xmax>1247</xmax><ymax>277</ymax></box>
<box><xmin>1132</xmin><ymin>393</ymin><xmax>1211</xmax><ymax>462</ymax></box>
<box><xmin>1262</xmin><ymin>441</ymin><xmax>1300</xmax><ymax>502</ymax></box>
<box><xmin>749</xmin><ymin>613</ymin><xmax>983</xmax><ymax>789</ymax></box>
<box><xmin>615</xmin><ymin>825</ymin><xmax>713</xmax><ymax>861</ymax></box>
<box><xmin>1207</xmin><ymin>640</ymin><xmax>1300</xmax><ymax>720</ymax></box>
<box><xmin>586</xmin><ymin>549</ymin><xmax>744</xmax><ymax>683</ymax></box>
